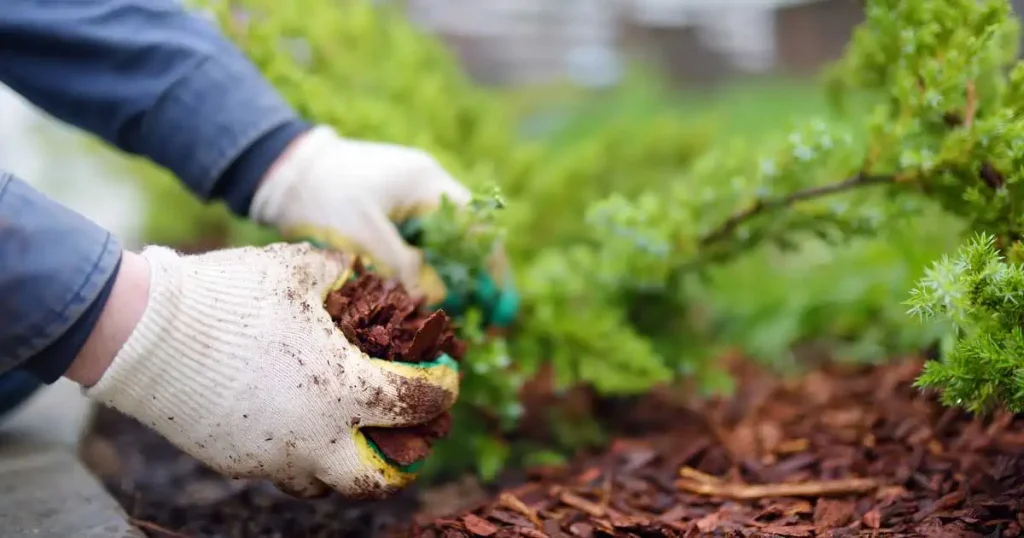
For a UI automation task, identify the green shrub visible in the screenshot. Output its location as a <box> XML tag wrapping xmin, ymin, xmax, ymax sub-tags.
<box><xmin>93</xmin><ymin>0</ymin><xmax>1024</xmax><ymax>480</ymax></box>
<box><xmin>909</xmin><ymin>234</ymin><xmax>1024</xmax><ymax>413</ymax></box>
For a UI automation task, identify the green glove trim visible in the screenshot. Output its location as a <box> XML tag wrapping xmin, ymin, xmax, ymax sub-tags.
<box><xmin>396</xmin><ymin>352</ymin><xmax>459</xmax><ymax>373</ymax></box>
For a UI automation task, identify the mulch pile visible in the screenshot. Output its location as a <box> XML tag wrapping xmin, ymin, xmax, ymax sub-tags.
<box><xmin>325</xmin><ymin>262</ymin><xmax>466</xmax><ymax>466</ymax></box>
<box><xmin>400</xmin><ymin>357</ymin><xmax>1024</xmax><ymax>538</ymax></box>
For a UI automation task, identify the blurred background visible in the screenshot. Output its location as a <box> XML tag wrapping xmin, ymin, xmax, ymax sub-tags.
<box><xmin>2</xmin><ymin>0</ymin><xmax>1022</xmax><ymax>245</ymax></box>
<box><xmin>1</xmin><ymin>0</ymin><xmax>1009</xmax><ymax>374</ymax></box>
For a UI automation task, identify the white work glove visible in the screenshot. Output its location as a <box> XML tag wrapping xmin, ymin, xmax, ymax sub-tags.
<box><xmin>250</xmin><ymin>125</ymin><xmax>472</xmax><ymax>306</ymax></box>
<box><xmin>85</xmin><ymin>243</ymin><xmax>459</xmax><ymax>499</ymax></box>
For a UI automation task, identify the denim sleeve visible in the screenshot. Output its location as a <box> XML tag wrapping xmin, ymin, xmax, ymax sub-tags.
<box><xmin>0</xmin><ymin>173</ymin><xmax>122</xmax><ymax>383</ymax></box>
<box><xmin>0</xmin><ymin>0</ymin><xmax>309</xmax><ymax>216</ymax></box>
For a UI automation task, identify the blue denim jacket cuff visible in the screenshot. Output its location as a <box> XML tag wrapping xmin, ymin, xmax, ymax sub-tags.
<box><xmin>0</xmin><ymin>174</ymin><xmax>123</xmax><ymax>378</ymax></box>
<box><xmin>137</xmin><ymin>52</ymin><xmax>301</xmax><ymax>204</ymax></box>
<box><xmin>214</xmin><ymin>119</ymin><xmax>311</xmax><ymax>216</ymax></box>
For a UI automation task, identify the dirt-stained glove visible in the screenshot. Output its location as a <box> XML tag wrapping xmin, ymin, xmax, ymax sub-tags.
<box><xmin>250</xmin><ymin>125</ymin><xmax>471</xmax><ymax>306</ymax></box>
<box><xmin>84</xmin><ymin>243</ymin><xmax>459</xmax><ymax>499</ymax></box>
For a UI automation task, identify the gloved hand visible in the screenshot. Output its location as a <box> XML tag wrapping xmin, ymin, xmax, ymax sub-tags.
<box><xmin>250</xmin><ymin>126</ymin><xmax>518</xmax><ymax>328</ymax></box>
<box><xmin>84</xmin><ymin>242</ymin><xmax>459</xmax><ymax>499</ymax></box>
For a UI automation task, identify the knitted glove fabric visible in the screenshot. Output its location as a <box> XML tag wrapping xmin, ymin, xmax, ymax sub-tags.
<box><xmin>85</xmin><ymin>243</ymin><xmax>458</xmax><ymax>499</ymax></box>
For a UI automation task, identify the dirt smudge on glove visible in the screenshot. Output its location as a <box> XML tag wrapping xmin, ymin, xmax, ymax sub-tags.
<box><xmin>324</xmin><ymin>260</ymin><xmax>465</xmax><ymax>467</ymax></box>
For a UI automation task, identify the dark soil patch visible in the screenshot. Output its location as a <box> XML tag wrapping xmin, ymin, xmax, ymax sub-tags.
<box><xmin>400</xmin><ymin>357</ymin><xmax>1024</xmax><ymax>538</ymax></box>
<box><xmin>325</xmin><ymin>262</ymin><xmax>465</xmax><ymax>466</ymax></box>
<box><xmin>83</xmin><ymin>407</ymin><xmax>422</xmax><ymax>537</ymax></box>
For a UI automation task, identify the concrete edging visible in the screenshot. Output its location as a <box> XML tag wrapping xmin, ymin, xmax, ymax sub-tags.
<box><xmin>0</xmin><ymin>381</ymin><xmax>143</xmax><ymax>537</ymax></box>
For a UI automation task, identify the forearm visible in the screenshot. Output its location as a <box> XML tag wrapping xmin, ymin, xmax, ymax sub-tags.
<box><xmin>0</xmin><ymin>173</ymin><xmax>122</xmax><ymax>383</ymax></box>
<box><xmin>0</xmin><ymin>0</ymin><xmax>308</xmax><ymax>215</ymax></box>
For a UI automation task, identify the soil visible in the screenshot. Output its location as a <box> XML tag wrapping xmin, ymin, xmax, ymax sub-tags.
<box><xmin>325</xmin><ymin>261</ymin><xmax>466</xmax><ymax>466</ymax></box>
<box><xmin>83</xmin><ymin>407</ymin><xmax>421</xmax><ymax>537</ymax></box>
<box><xmin>82</xmin><ymin>353</ymin><xmax>1024</xmax><ymax>537</ymax></box>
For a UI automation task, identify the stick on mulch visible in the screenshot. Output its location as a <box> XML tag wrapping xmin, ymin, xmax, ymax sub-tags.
<box><xmin>677</xmin><ymin>467</ymin><xmax>879</xmax><ymax>499</ymax></box>
<box><xmin>324</xmin><ymin>260</ymin><xmax>466</xmax><ymax>466</ymax></box>
<box><xmin>403</xmin><ymin>357</ymin><xmax>1024</xmax><ymax>538</ymax></box>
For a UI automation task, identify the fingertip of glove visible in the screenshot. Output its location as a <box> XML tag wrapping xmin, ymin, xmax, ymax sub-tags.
<box><xmin>490</xmin><ymin>289</ymin><xmax>520</xmax><ymax>329</ymax></box>
<box><xmin>470</xmin><ymin>272</ymin><xmax>519</xmax><ymax>328</ymax></box>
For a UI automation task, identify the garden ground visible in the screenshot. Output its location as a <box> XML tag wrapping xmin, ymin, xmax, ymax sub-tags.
<box><xmin>82</xmin><ymin>352</ymin><xmax>1024</xmax><ymax>537</ymax></box>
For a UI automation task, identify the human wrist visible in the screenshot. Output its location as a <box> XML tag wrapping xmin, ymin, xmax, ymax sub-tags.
<box><xmin>65</xmin><ymin>250</ymin><xmax>151</xmax><ymax>388</ymax></box>
<box><xmin>83</xmin><ymin>246</ymin><xmax>273</xmax><ymax>425</ymax></box>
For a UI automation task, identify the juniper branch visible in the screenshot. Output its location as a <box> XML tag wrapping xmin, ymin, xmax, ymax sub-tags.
<box><xmin>699</xmin><ymin>172</ymin><xmax>897</xmax><ymax>247</ymax></box>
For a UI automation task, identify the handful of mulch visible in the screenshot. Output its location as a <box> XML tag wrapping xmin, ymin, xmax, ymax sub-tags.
<box><xmin>324</xmin><ymin>260</ymin><xmax>466</xmax><ymax>467</ymax></box>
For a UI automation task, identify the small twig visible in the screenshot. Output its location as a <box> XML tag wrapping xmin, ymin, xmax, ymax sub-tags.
<box><xmin>699</xmin><ymin>173</ymin><xmax>896</xmax><ymax>247</ymax></box>
<box><xmin>558</xmin><ymin>490</ymin><xmax>606</xmax><ymax>517</ymax></box>
<box><xmin>129</xmin><ymin>519</ymin><xmax>191</xmax><ymax>538</ymax></box>
<box><xmin>498</xmin><ymin>492</ymin><xmax>543</xmax><ymax>529</ymax></box>
<box><xmin>676</xmin><ymin>477</ymin><xmax>879</xmax><ymax>499</ymax></box>
<box><xmin>964</xmin><ymin>80</ymin><xmax>977</xmax><ymax>128</ymax></box>
<box><xmin>702</xmin><ymin>76</ymin><xmax>977</xmax><ymax>253</ymax></box>
<box><xmin>679</xmin><ymin>466</ymin><xmax>724</xmax><ymax>485</ymax></box>
<box><xmin>599</xmin><ymin>471</ymin><xmax>613</xmax><ymax>508</ymax></box>
<box><xmin>776</xmin><ymin>438</ymin><xmax>810</xmax><ymax>454</ymax></box>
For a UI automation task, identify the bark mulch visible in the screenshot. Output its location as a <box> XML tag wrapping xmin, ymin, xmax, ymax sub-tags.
<box><xmin>400</xmin><ymin>357</ymin><xmax>1024</xmax><ymax>538</ymax></box>
<box><xmin>325</xmin><ymin>263</ymin><xmax>466</xmax><ymax>468</ymax></box>
<box><xmin>81</xmin><ymin>352</ymin><xmax>1024</xmax><ymax>537</ymax></box>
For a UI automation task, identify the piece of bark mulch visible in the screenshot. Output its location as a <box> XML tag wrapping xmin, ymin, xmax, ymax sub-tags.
<box><xmin>325</xmin><ymin>261</ymin><xmax>466</xmax><ymax>466</ymax></box>
<box><xmin>400</xmin><ymin>357</ymin><xmax>1024</xmax><ymax>538</ymax></box>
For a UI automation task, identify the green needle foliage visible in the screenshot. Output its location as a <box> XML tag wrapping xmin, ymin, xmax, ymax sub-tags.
<box><xmin>91</xmin><ymin>0</ymin><xmax>1024</xmax><ymax>479</ymax></box>
<box><xmin>414</xmin><ymin>188</ymin><xmax>507</xmax><ymax>294</ymax></box>
<box><xmin>830</xmin><ymin>0</ymin><xmax>1024</xmax><ymax>414</ymax></box>
<box><xmin>909</xmin><ymin>234</ymin><xmax>1024</xmax><ymax>413</ymax></box>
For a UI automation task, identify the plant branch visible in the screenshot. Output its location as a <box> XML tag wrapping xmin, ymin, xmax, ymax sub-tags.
<box><xmin>699</xmin><ymin>173</ymin><xmax>897</xmax><ymax>247</ymax></box>
<box><xmin>964</xmin><ymin>80</ymin><xmax>978</xmax><ymax>128</ymax></box>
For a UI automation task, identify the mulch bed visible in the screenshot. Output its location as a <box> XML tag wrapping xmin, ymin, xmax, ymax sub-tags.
<box><xmin>399</xmin><ymin>357</ymin><xmax>1024</xmax><ymax>538</ymax></box>
<box><xmin>81</xmin><ymin>354</ymin><xmax>1024</xmax><ymax>537</ymax></box>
